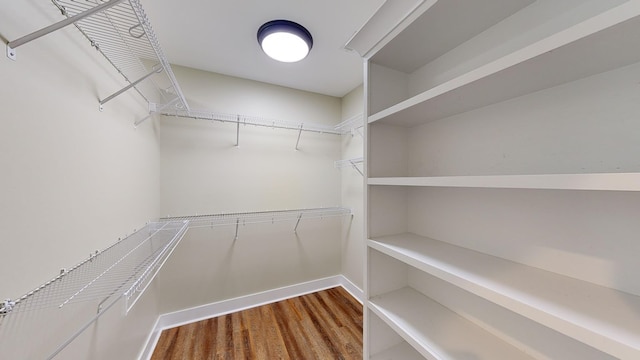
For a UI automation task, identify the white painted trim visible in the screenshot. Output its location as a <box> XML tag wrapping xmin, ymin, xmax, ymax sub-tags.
<box><xmin>138</xmin><ymin>275</ymin><xmax>363</xmax><ymax>360</ymax></box>
<box><xmin>138</xmin><ymin>317</ymin><xmax>163</xmax><ymax>360</ymax></box>
<box><xmin>339</xmin><ymin>275</ymin><xmax>364</xmax><ymax>304</ymax></box>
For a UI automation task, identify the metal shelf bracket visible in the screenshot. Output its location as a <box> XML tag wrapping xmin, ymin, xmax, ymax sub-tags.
<box><xmin>0</xmin><ymin>299</ymin><xmax>15</xmax><ymax>315</ymax></box>
<box><xmin>295</xmin><ymin>123</ymin><xmax>304</xmax><ymax>150</ymax></box>
<box><xmin>335</xmin><ymin>157</ymin><xmax>364</xmax><ymax>176</ymax></box>
<box><xmin>99</xmin><ymin>64</ymin><xmax>163</xmax><ymax>110</ymax></box>
<box><xmin>236</xmin><ymin>116</ymin><xmax>241</xmax><ymax>147</ymax></box>
<box><xmin>294</xmin><ymin>213</ymin><xmax>303</xmax><ymax>233</ymax></box>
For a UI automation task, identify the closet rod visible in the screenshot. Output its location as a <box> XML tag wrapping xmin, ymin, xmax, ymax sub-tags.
<box><xmin>6</xmin><ymin>0</ymin><xmax>125</xmax><ymax>60</ymax></box>
<box><xmin>154</xmin><ymin>105</ymin><xmax>343</xmax><ymax>135</ymax></box>
<box><xmin>163</xmin><ymin>207</ymin><xmax>352</xmax><ymax>233</ymax></box>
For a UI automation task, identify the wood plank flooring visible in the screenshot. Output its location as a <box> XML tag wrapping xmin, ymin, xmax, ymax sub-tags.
<box><xmin>151</xmin><ymin>286</ymin><xmax>363</xmax><ymax>359</ymax></box>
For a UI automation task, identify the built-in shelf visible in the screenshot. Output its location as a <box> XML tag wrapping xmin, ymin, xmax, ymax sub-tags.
<box><xmin>370</xmin><ymin>341</ymin><xmax>423</xmax><ymax>360</ymax></box>
<box><xmin>369</xmin><ymin>0</ymin><xmax>534</xmax><ymax>73</ymax></box>
<box><xmin>369</xmin><ymin>287</ymin><xmax>533</xmax><ymax>360</ymax></box>
<box><xmin>367</xmin><ymin>173</ymin><xmax>640</xmax><ymax>191</ymax></box>
<box><xmin>368</xmin><ymin>2</ymin><xmax>640</xmax><ymax>126</ymax></box>
<box><xmin>364</xmin><ymin>0</ymin><xmax>640</xmax><ymax>358</ymax></box>
<box><xmin>369</xmin><ymin>233</ymin><xmax>640</xmax><ymax>359</ymax></box>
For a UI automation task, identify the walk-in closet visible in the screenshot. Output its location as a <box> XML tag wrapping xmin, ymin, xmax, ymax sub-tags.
<box><xmin>2</xmin><ymin>0</ymin><xmax>640</xmax><ymax>359</ymax></box>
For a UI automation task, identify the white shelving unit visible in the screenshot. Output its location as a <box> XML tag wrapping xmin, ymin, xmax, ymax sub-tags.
<box><xmin>369</xmin><ymin>287</ymin><xmax>534</xmax><ymax>360</ymax></box>
<box><xmin>369</xmin><ymin>234</ymin><xmax>640</xmax><ymax>358</ymax></box>
<box><xmin>361</xmin><ymin>0</ymin><xmax>640</xmax><ymax>358</ymax></box>
<box><xmin>370</xmin><ymin>341</ymin><xmax>423</xmax><ymax>360</ymax></box>
<box><xmin>368</xmin><ymin>173</ymin><xmax>640</xmax><ymax>191</ymax></box>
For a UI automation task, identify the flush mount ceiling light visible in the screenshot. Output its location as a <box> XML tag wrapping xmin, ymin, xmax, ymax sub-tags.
<box><xmin>257</xmin><ymin>20</ymin><xmax>313</xmax><ymax>63</ymax></box>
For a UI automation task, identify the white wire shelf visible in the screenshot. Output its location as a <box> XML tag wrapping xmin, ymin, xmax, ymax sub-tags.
<box><xmin>1</xmin><ymin>220</ymin><xmax>188</xmax><ymax>315</ymax></box>
<box><xmin>51</xmin><ymin>0</ymin><xmax>189</xmax><ymax>111</ymax></box>
<box><xmin>163</xmin><ymin>207</ymin><xmax>352</xmax><ymax>239</ymax></box>
<box><xmin>155</xmin><ymin>105</ymin><xmax>342</xmax><ymax>135</ymax></box>
<box><xmin>0</xmin><ymin>220</ymin><xmax>188</xmax><ymax>359</ymax></box>
<box><xmin>335</xmin><ymin>113</ymin><xmax>364</xmax><ymax>136</ymax></box>
<box><xmin>0</xmin><ymin>207</ymin><xmax>349</xmax><ymax>358</ymax></box>
<box><xmin>7</xmin><ymin>0</ymin><xmax>188</xmax><ymax>112</ymax></box>
<box><xmin>335</xmin><ymin>157</ymin><xmax>364</xmax><ymax>176</ymax></box>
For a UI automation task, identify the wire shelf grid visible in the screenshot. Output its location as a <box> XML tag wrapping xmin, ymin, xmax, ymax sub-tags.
<box><xmin>334</xmin><ymin>113</ymin><xmax>364</xmax><ymax>135</ymax></box>
<box><xmin>51</xmin><ymin>0</ymin><xmax>189</xmax><ymax>110</ymax></box>
<box><xmin>163</xmin><ymin>207</ymin><xmax>352</xmax><ymax>229</ymax></box>
<box><xmin>0</xmin><ymin>207</ymin><xmax>349</xmax><ymax>358</ymax></box>
<box><xmin>0</xmin><ymin>220</ymin><xmax>188</xmax><ymax>316</ymax></box>
<box><xmin>0</xmin><ymin>220</ymin><xmax>188</xmax><ymax>359</ymax></box>
<box><xmin>156</xmin><ymin>105</ymin><xmax>343</xmax><ymax>135</ymax></box>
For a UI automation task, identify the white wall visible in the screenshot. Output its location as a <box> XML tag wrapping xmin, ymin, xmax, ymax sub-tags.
<box><xmin>156</xmin><ymin>67</ymin><xmax>344</xmax><ymax>313</ymax></box>
<box><xmin>340</xmin><ymin>85</ymin><xmax>365</xmax><ymax>290</ymax></box>
<box><xmin>159</xmin><ymin>66</ymin><xmax>342</xmax><ymax>215</ymax></box>
<box><xmin>0</xmin><ymin>2</ymin><xmax>161</xmax><ymax>359</ymax></box>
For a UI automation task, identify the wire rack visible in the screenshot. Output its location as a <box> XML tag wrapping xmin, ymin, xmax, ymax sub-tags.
<box><xmin>334</xmin><ymin>113</ymin><xmax>364</xmax><ymax>135</ymax></box>
<box><xmin>50</xmin><ymin>0</ymin><xmax>189</xmax><ymax>111</ymax></box>
<box><xmin>1</xmin><ymin>221</ymin><xmax>188</xmax><ymax>316</ymax></box>
<box><xmin>0</xmin><ymin>207</ymin><xmax>349</xmax><ymax>358</ymax></box>
<box><xmin>0</xmin><ymin>220</ymin><xmax>188</xmax><ymax>359</ymax></box>
<box><xmin>164</xmin><ymin>207</ymin><xmax>352</xmax><ymax>238</ymax></box>
<box><xmin>157</xmin><ymin>105</ymin><xmax>343</xmax><ymax>135</ymax></box>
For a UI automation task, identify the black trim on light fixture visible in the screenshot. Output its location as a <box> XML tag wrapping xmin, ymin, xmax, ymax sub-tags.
<box><xmin>257</xmin><ymin>19</ymin><xmax>313</xmax><ymax>62</ymax></box>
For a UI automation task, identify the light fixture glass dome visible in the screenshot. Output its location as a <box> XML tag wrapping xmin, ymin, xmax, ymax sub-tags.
<box><xmin>258</xmin><ymin>20</ymin><xmax>313</xmax><ymax>63</ymax></box>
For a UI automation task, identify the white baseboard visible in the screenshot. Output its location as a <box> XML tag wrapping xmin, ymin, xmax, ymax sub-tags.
<box><xmin>338</xmin><ymin>274</ymin><xmax>364</xmax><ymax>304</ymax></box>
<box><xmin>138</xmin><ymin>274</ymin><xmax>363</xmax><ymax>360</ymax></box>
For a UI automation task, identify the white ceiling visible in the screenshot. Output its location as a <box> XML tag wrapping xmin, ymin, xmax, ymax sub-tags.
<box><xmin>140</xmin><ymin>0</ymin><xmax>386</xmax><ymax>98</ymax></box>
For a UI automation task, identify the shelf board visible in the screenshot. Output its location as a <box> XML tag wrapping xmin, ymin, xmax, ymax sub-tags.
<box><xmin>368</xmin><ymin>2</ymin><xmax>640</xmax><ymax>126</ymax></box>
<box><xmin>369</xmin><ymin>287</ymin><xmax>533</xmax><ymax>360</ymax></box>
<box><xmin>367</xmin><ymin>173</ymin><xmax>640</xmax><ymax>191</ymax></box>
<box><xmin>371</xmin><ymin>0</ymin><xmax>534</xmax><ymax>73</ymax></box>
<box><xmin>370</xmin><ymin>341</ymin><xmax>424</xmax><ymax>360</ymax></box>
<box><xmin>368</xmin><ymin>234</ymin><xmax>640</xmax><ymax>358</ymax></box>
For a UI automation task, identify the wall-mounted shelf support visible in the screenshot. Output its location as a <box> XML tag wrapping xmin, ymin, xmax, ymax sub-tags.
<box><xmin>235</xmin><ymin>116</ymin><xmax>241</xmax><ymax>147</ymax></box>
<box><xmin>99</xmin><ymin>64</ymin><xmax>163</xmax><ymax>110</ymax></box>
<box><xmin>6</xmin><ymin>0</ymin><xmax>125</xmax><ymax>60</ymax></box>
<box><xmin>135</xmin><ymin>98</ymin><xmax>181</xmax><ymax>127</ymax></box>
<box><xmin>294</xmin><ymin>213</ymin><xmax>303</xmax><ymax>233</ymax></box>
<box><xmin>335</xmin><ymin>157</ymin><xmax>364</xmax><ymax>176</ymax></box>
<box><xmin>0</xmin><ymin>299</ymin><xmax>15</xmax><ymax>315</ymax></box>
<box><xmin>295</xmin><ymin>124</ymin><xmax>304</xmax><ymax>150</ymax></box>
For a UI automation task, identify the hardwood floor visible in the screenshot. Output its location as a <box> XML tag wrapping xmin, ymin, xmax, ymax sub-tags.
<box><xmin>151</xmin><ymin>286</ymin><xmax>363</xmax><ymax>359</ymax></box>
